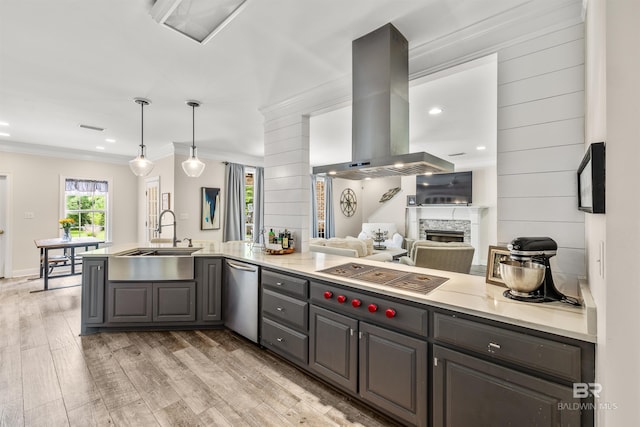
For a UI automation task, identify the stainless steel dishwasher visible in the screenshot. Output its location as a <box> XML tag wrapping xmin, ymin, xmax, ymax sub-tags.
<box><xmin>224</xmin><ymin>259</ymin><xmax>259</xmax><ymax>343</ymax></box>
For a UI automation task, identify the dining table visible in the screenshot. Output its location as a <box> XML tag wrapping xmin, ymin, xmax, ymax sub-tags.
<box><xmin>34</xmin><ymin>237</ymin><xmax>104</xmax><ymax>291</ymax></box>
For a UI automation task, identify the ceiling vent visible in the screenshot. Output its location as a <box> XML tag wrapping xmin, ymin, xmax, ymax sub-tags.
<box><xmin>150</xmin><ymin>0</ymin><xmax>248</xmax><ymax>45</ymax></box>
<box><xmin>79</xmin><ymin>124</ymin><xmax>105</xmax><ymax>132</ymax></box>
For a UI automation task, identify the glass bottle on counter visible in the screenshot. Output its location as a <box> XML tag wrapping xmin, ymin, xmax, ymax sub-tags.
<box><xmin>268</xmin><ymin>229</ymin><xmax>275</xmax><ymax>244</ymax></box>
<box><xmin>281</xmin><ymin>229</ymin><xmax>289</xmax><ymax>249</ymax></box>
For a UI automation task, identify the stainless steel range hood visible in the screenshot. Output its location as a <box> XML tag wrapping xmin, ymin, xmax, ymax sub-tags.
<box><xmin>312</xmin><ymin>23</ymin><xmax>453</xmax><ymax>180</ymax></box>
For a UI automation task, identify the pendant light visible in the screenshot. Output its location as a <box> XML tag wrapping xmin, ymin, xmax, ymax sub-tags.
<box><xmin>182</xmin><ymin>100</ymin><xmax>206</xmax><ymax>177</ymax></box>
<box><xmin>129</xmin><ymin>98</ymin><xmax>154</xmax><ymax>177</ymax></box>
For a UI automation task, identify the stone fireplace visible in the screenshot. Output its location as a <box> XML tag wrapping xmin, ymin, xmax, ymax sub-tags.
<box><xmin>406</xmin><ymin>206</ymin><xmax>487</xmax><ymax>265</ymax></box>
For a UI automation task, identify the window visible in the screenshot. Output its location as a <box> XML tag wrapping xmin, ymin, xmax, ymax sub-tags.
<box><xmin>62</xmin><ymin>178</ymin><xmax>109</xmax><ymax>240</ymax></box>
<box><xmin>245</xmin><ymin>168</ymin><xmax>255</xmax><ymax>240</ymax></box>
<box><xmin>315</xmin><ymin>176</ymin><xmax>325</xmax><ymax>238</ymax></box>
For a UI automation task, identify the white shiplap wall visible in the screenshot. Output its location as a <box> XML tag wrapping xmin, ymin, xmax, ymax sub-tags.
<box><xmin>497</xmin><ymin>23</ymin><xmax>585</xmax><ymax>292</ymax></box>
<box><xmin>263</xmin><ymin>114</ymin><xmax>311</xmax><ymax>251</ymax></box>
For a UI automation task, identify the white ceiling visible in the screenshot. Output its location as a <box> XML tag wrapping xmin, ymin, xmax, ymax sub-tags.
<box><xmin>0</xmin><ymin>0</ymin><xmax>528</xmax><ymax>165</ymax></box>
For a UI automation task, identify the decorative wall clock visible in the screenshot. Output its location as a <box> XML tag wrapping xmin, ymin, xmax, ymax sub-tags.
<box><xmin>340</xmin><ymin>188</ymin><xmax>357</xmax><ymax>217</ymax></box>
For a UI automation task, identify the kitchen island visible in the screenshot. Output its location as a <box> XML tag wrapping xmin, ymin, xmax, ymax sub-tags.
<box><xmin>81</xmin><ymin>241</ymin><xmax>596</xmax><ymax>426</ymax></box>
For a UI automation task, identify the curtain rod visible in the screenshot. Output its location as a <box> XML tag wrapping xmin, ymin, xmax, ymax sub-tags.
<box><xmin>222</xmin><ymin>161</ymin><xmax>259</xmax><ymax>169</ymax></box>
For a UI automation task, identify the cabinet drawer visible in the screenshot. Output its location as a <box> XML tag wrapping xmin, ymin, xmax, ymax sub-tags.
<box><xmin>262</xmin><ymin>270</ymin><xmax>308</xmax><ymax>298</ymax></box>
<box><xmin>262</xmin><ymin>289</ymin><xmax>308</xmax><ymax>331</ymax></box>
<box><xmin>261</xmin><ymin>317</ymin><xmax>308</xmax><ymax>365</ymax></box>
<box><xmin>433</xmin><ymin>313</ymin><xmax>582</xmax><ymax>382</ymax></box>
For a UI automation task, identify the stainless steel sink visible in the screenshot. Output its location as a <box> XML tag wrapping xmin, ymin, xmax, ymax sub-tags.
<box><xmin>108</xmin><ymin>247</ymin><xmax>198</xmax><ymax>281</ymax></box>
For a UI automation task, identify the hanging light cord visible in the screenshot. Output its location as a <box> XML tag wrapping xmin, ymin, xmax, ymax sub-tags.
<box><xmin>191</xmin><ymin>103</ymin><xmax>196</xmax><ymax>152</ymax></box>
<box><xmin>140</xmin><ymin>101</ymin><xmax>145</xmax><ymax>151</ymax></box>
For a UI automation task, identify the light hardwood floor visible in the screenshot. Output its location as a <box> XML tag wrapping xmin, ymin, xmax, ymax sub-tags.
<box><xmin>0</xmin><ymin>274</ymin><xmax>399</xmax><ymax>427</ymax></box>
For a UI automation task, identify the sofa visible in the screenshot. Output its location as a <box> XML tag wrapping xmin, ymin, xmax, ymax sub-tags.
<box><xmin>357</xmin><ymin>223</ymin><xmax>404</xmax><ymax>249</ymax></box>
<box><xmin>309</xmin><ymin>237</ymin><xmax>392</xmax><ymax>262</ymax></box>
<box><xmin>399</xmin><ymin>240</ymin><xmax>475</xmax><ymax>274</ymax></box>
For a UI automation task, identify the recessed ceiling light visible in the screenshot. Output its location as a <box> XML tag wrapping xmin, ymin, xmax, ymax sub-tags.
<box><xmin>394</xmin><ymin>162</ymin><xmax>404</xmax><ymax>168</ymax></box>
<box><xmin>105</xmin><ymin>138</ymin><xmax>116</xmax><ymax>143</ymax></box>
<box><xmin>429</xmin><ymin>107</ymin><xmax>443</xmax><ymax>115</ymax></box>
<box><xmin>0</xmin><ymin>121</ymin><xmax>9</xmax><ymax>127</ymax></box>
<box><xmin>96</xmin><ymin>146</ymin><xmax>105</xmax><ymax>150</ymax></box>
<box><xmin>424</xmin><ymin>172</ymin><xmax>433</xmax><ymax>176</ymax></box>
<box><xmin>476</xmin><ymin>146</ymin><xmax>486</xmax><ymax>150</ymax></box>
<box><xmin>364</xmin><ymin>177</ymin><xmax>371</xmax><ymax>180</ymax></box>
<box><xmin>0</xmin><ymin>132</ymin><xmax>10</xmax><ymax>137</ymax></box>
<box><xmin>328</xmin><ymin>171</ymin><xmax>337</xmax><ymax>175</ymax></box>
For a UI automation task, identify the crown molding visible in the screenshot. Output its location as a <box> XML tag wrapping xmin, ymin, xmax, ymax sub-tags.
<box><xmin>0</xmin><ymin>139</ymin><xmax>131</xmax><ymax>165</ymax></box>
<box><xmin>260</xmin><ymin>0</ymin><xmax>584</xmax><ymax>121</ymax></box>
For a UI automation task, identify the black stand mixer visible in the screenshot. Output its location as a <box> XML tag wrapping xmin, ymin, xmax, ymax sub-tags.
<box><xmin>502</xmin><ymin>237</ymin><xmax>580</xmax><ymax>306</ymax></box>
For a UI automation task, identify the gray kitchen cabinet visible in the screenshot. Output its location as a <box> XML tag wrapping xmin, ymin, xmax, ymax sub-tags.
<box><xmin>153</xmin><ymin>282</ymin><xmax>196</xmax><ymax>322</ymax></box>
<box><xmin>432</xmin><ymin>311</ymin><xmax>594</xmax><ymax>427</ymax></box>
<box><xmin>309</xmin><ymin>304</ymin><xmax>359</xmax><ymax>393</ymax></box>
<box><xmin>81</xmin><ymin>258</ymin><xmax>106</xmax><ymax>325</ymax></box>
<box><xmin>359</xmin><ymin>322</ymin><xmax>427</xmax><ymax>427</ymax></box>
<box><xmin>107</xmin><ymin>282</ymin><xmax>153</xmax><ymax>323</ymax></box>
<box><xmin>309</xmin><ymin>304</ymin><xmax>427</xmax><ymax>427</ymax></box>
<box><xmin>107</xmin><ymin>281</ymin><xmax>196</xmax><ymax>323</ymax></box>
<box><xmin>433</xmin><ymin>345</ymin><xmax>580</xmax><ymax>427</ymax></box>
<box><xmin>197</xmin><ymin>257</ymin><xmax>222</xmax><ymax>321</ymax></box>
<box><xmin>260</xmin><ymin>269</ymin><xmax>310</xmax><ymax>366</ymax></box>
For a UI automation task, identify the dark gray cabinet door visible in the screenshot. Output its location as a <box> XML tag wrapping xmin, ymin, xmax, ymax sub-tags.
<box><xmin>359</xmin><ymin>322</ymin><xmax>427</xmax><ymax>427</ymax></box>
<box><xmin>107</xmin><ymin>282</ymin><xmax>153</xmax><ymax>323</ymax></box>
<box><xmin>432</xmin><ymin>345</ymin><xmax>581</xmax><ymax>427</ymax></box>
<box><xmin>82</xmin><ymin>258</ymin><xmax>105</xmax><ymax>324</ymax></box>
<box><xmin>153</xmin><ymin>282</ymin><xmax>196</xmax><ymax>322</ymax></box>
<box><xmin>199</xmin><ymin>258</ymin><xmax>222</xmax><ymax>321</ymax></box>
<box><xmin>309</xmin><ymin>305</ymin><xmax>358</xmax><ymax>393</ymax></box>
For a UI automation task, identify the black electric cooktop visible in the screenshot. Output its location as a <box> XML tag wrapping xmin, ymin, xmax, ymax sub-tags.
<box><xmin>319</xmin><ymin>263</ymin><xmax>448</xmax><ymax>295</ymax></box>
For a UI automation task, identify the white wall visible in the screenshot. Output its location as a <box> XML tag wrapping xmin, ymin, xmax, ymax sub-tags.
<box><xmin>587</xmin><ymin>0</ymin><xmax>640</xmax><ymax>425</ymax></box>
<box><xmin>496</xmin><ymin>23</ymin><xmax>586</xmax><ymax>294</ymax></box>
<box><xmin>332</xmin><ymin>178</ymin><xmax>363</xmax><ymax>238</ymax></box>
<box><xmin>0</xmin><ymin>151</ymin><xmax>138</xmax><ymax>276</ymax></box>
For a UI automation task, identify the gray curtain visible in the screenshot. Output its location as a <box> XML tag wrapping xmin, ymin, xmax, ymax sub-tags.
<box><xmin>325</xmin><ymin>176</ymin><xmax>335</xmax><ymax>238</ymax></box>
<box><xmin>223</xmin><ymin>163</ymin><xmax>246</xmax><ymax>242</ymax></box>
<box><xmin>310</xmin><ymin>174</ymin><xmax>318</xmax><ymax>237</ymax></box>
<box><xmin>65</xmin><ymin>179</ymin><xmax>108</xmax><ymax>193</ymax></box>
<box><xmin>253</xmin><ymin>167</ymin><xmax>265</xmax><ymax>244</ymax></box>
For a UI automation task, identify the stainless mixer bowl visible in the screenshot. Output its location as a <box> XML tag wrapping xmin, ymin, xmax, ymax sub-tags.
<box><xmin>499</xmin><ymin>260</ymin><xmax>545</xmax><ymax>294</ymax></box>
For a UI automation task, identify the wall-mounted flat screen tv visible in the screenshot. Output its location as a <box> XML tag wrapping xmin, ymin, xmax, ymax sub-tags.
<box><xmin>416</xmin><ymin>171</ymin><xmax>472</xmax><ymax>205</ymax></box>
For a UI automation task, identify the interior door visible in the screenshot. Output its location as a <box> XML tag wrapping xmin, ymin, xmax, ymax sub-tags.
<box><xmin>0</xmin><ymin>175</ymin><xmax>7</xmax><ymax>278</ymax></box>
<box><xmin>145</xmin><ymin>177</ymin><xmax>160</xmax><ymax>242</ymax></box>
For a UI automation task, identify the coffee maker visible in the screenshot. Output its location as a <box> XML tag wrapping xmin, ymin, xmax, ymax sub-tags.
<box><xmin>503</xmin><ymin>237</ymin><xmax>580</xmax><ymax>306</ymax></box>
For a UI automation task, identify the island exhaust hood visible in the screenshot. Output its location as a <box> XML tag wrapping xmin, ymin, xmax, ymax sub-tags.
<box><xmin>312</xmin><ymin>23</ymin><xmax>453</xmax><ymax>180</ymax></box>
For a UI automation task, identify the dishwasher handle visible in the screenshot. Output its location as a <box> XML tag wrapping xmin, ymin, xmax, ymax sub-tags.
<box><xmin>226</xmin><ymin>261</ymin><xmax>258</xmax><ymax>273</ymax></box>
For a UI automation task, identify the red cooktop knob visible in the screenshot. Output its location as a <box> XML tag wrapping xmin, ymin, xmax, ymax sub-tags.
<box><xmin>385</xmin><ymin>308</ymin><xmax>397</xmax><ymax>319</ymax></box>
<box><xmin>337</xmin><ymin>295</ymin><xmax>347</xmax><ymax>304</ymax></box>
<box><xmin>368</xmin><ymin>304</ymin><xmax>378</xmax><ymax>313</ymax></box>
<box><xmin>351</xmin><ymin>299</ymin><xmax>361</xmax><ymax>308</ymax></box>
<box><xmin>323</xmin><ymin>291</ymin><xmax>333</xmax><ymax>299</ymax></box>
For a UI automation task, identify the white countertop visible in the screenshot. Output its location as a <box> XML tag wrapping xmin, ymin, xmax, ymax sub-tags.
<box><xmin>84</xmin><ymin>241</ymin><xmax>597</xmax><ymax>343</ymax></box>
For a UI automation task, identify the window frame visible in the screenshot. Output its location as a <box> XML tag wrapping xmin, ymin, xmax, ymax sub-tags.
<box><xmin>60</xmin><ymin>176</ymin><xmax>113</xmax><ymax>243</ymax></box>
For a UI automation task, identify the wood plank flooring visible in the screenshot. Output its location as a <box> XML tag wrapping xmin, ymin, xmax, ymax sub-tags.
<box><xmin>0</xmin><ymin>275</ymin><xmax>398</xmax><ymax>427</ymax></box>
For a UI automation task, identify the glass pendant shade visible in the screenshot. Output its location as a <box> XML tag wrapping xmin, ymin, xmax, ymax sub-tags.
<box><xmin>130</xmin><ymin>98</ymin><xmax>154</xmax><ymax>177</ymax></box>
<box><xmin>182</xmin><ymin>146</ymin><xmax>206</xmax><ymax>177</ymax></box>
<box><xmin>129</xmin><ymin>152</ymin><xmax>154</xmax><ymax>176</ymax></box>
<box><xmin>183</xmin><ymin>100</ymin><xmax>205</xmax><ymax>178</ymax></box>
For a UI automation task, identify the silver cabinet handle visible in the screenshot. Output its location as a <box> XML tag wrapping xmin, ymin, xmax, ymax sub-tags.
<box><xmin>227</xmin><ymin>261</ymin><xmax>257</xmax><ymax>272</ymax></box>
<box><xmin>488</xmin><ymin>342</ymin><xmax>501</xmax><ymax>353</ymax></box>
<box><xmin>275</xmin><ymin>281</ymin><xmax>283</xmax><ymax>286</ymax></box>
<box><xmin>276</xmin><ymin>307</ymin><xmax>284</xmax><ymax>312</ymax></box>
<box><xmin>276</xmin><ymin>338</ymin><xmax>284</xmax><ymax>342</ymax></box>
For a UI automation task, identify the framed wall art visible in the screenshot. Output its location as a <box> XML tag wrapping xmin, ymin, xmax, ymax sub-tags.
<box><xmin>201</xmin><ymin>187</ymin><xmax>221</xmax><ymax>230</ymax></box>
<box><xmin>577</xmin><ymin>141</ymin><xmax>605</xmax><ymax>214</ymax></box>
<box><xmin>486</xmin><ymin>245</ymin><xmax>510</xmax><ymax>287</ymax></box>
